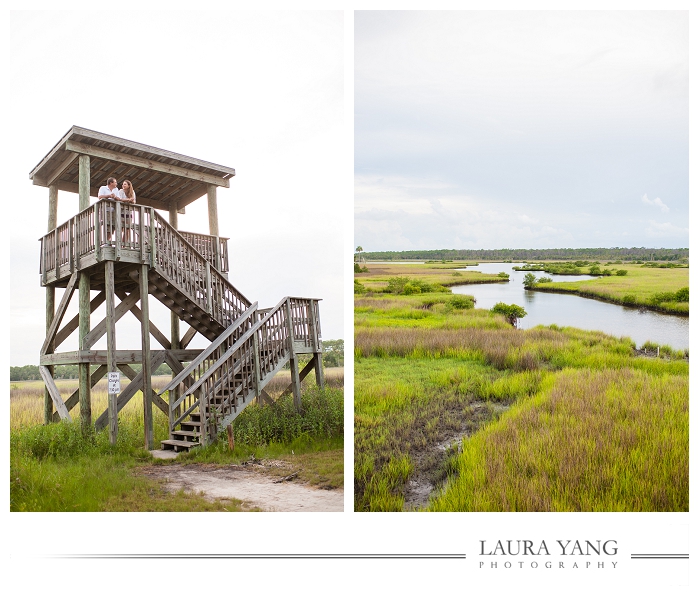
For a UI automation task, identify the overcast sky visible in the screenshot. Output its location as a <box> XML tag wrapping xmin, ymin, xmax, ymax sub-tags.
<box><xmin>355</xmin><ymin>11</ymin><xmax>688</xmax><ymax>252</ymax></box>
<box><xmin>9</xmin><ymin>10</ymin><xmax>344</xmax><ymax>366</ymax></box>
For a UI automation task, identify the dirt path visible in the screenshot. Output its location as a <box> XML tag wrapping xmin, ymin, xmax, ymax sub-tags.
<box><xmin>139</xmin><ymin>464</ymin><xmax>344</xmax><ymax>512</ymax></box>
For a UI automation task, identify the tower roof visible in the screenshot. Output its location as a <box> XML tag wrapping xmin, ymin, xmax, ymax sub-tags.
<box><xmin>29</xmin><ymin>126</ymin><xmax>235</xmax><ymax>211</ymax></box>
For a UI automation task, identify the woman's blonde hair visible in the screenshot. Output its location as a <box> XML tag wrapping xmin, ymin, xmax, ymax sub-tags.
<box><xmin>123</xmin><ymin>180</ymin><xmax>135</xmax><ymax>199</ymax></box>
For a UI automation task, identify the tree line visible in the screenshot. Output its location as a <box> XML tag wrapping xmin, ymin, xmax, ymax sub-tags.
<box><xmin>358</xmin><ymin>248</ymin><xmax>688</xmax><ymax>262</ymax></box>
<box><xmin>10</xmin><ymin>340</ymin><xmax>344</xmax><ymax>381</ymax></box>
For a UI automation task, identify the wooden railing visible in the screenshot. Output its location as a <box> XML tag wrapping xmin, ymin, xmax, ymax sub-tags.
<box><xmin>39</xmin><ymin>200</ymin><xmax>250</xmax><ymax>327</ymax></box>
<box><xmin>179</xmin><ymin>231</ymin><xmax>229</xmax><ymax>273</ymax></box>
<box><xmin>160</xmin><ymin>296</ymin><xmax>322</xmax><ymax>445</ymax></box>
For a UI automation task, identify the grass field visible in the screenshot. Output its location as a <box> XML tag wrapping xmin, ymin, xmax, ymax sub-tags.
<box><xmin>356</xmin><ymin>261</ymin><xmax>506</xmax><ymax>291</ymax></box>
<box><xmin>534</xmin><ymin>263</ymin><xmax>689</xmax><ymax>314</ymax></box>
<box><xmin>10</xmin><ymin>368</ymin><xmax>344</xmax><ymax>511</ymax></box>
<box><xmin>354</xmin><ymin>290</ymin><xmax>688</xmax><ymax>512</ymax></box>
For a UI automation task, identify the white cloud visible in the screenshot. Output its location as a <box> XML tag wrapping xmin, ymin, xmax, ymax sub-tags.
<box><xmin>641</xmin><ymin>194</ymin><xmax>669</xmax><ymax>212</ymax></box>
<box><xmin>645</xmin><ymin>220</ymin><xmax>689</xmax><ymax>238</ymax></box>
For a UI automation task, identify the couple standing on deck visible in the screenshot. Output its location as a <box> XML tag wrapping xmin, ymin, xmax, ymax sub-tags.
<box><xmin>97</xmin><ymin>177</ymin><xmax>137</xmax><ymax>243</ymax></box>
<box><xmin>98</xmin><ymin>177</ymin><xmax>136</xmax><ymax>204</ymax></box>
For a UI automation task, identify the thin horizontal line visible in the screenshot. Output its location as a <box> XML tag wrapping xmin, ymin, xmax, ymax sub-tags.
<box><xmin>50</xmin><ymin>554</ymin><xmax>467</xmax><ymax>560</ymax></box>
<box><xmin>630</xmin><ymin>555</ymin><xmax>688</xmax><ymax>559</ymax></box>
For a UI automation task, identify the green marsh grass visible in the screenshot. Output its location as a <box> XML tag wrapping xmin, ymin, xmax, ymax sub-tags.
<box><xmin>537</xmin><ymin>263</ymin><xmax>689</xmax><ymax>314</ymax></box>
<box><xmin>430</xmin><ymin>368</ymin><xmax>688</xmax><ymax>511</ymax></box>
<box><xmin>355</xmin><ymin>262</ymin><xmax>505</xmax><ymax>292</ymax></box>
<box><xmin>11</xmin><ymin>369</ymin><xmax>344</xmax><ymax>511</ymax></box>
<box><xmin>354</xmin><ymin>291</ymin><xmax>688</xmax><ymax>512</ymax></box>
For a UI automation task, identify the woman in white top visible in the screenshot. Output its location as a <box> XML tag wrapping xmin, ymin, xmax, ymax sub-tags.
<box><xmin>117</xmin><ymin>180</ymin><xmax>137</xmax><ymax>243</ymax></box>
<box><xmin>118</xmin><ymin>180</ymin><xmax>137</xmax><ymax>204</ymax></box>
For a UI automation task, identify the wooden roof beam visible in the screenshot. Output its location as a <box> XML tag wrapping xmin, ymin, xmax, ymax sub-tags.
<box><xmin>37</xmin><ymin>179</ymin><xmax>171</xmax><ymax>211</ymax></box>
<box><xmin>65</xmin><ymin>140</ymin><xmax>231</xmax><ymax>188</ymax></box>
<box><xmin>32</xmin><ymin>151</ymin><xmax>79</xmax><ymax>187</ymax></box>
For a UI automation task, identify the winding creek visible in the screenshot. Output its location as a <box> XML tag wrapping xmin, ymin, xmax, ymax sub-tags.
<box><xmin>451</xmin><ymin>262</ymin><xmax>689</xmax><ymax>351</ymax></box>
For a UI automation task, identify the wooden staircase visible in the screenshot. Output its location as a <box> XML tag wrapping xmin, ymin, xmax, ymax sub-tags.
<box><xmin>39</xmin><ymin>199</ymin><xmax>324</xmax><ymax>451</ymax></box>
<box><xmin>158</xmin><ymin>295</ymin><xmax>315</xmax><ymax>452</ymax></box>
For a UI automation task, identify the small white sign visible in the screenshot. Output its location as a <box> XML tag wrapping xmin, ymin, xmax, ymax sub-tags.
<box><xmin>108</xmin><ymin>372</ymin><xmax>121</xmax><ymax>394</ymax></box>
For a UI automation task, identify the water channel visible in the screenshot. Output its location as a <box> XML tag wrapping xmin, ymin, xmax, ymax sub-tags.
<box><xmin>451</xmin><ymin>262</ymin><xmax>689</xmax><ymax>351</ymax></box>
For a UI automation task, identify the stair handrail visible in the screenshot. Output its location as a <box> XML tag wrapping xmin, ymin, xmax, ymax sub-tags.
<box><xmin>176</xmin><ymin>296</ymin><xmax>290</xmax><ymax>401</ymax></box>
<box><xmin>148</xmin><ymin>210</ymin><xmax>252</xmax><ymax>324</ymax></box>
<box><xmin>159</xmin><ymin>302</ymin><xmax>258</xmax><ymax>395</ymax></box>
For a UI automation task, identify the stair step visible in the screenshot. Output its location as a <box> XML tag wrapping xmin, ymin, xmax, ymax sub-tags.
<box><xmin>161</xmin><ymin>439</ymin><xmax>200</xmax><ymax>452</ymax></box>
<box><xmin>173</xmin><ymin>429</ymin><xmax>200</xmax><ymax>438</ymax></box>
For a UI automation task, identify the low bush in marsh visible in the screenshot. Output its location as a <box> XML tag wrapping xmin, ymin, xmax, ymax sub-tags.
<box><xmin>229</xmin><ymin>387</ymin><xmax>343</xmax><ymax>446</ymax></box>
<box><xmin>447</xmin><ymin>295</ymin><xmax>475</xmax><ymax>310</ymax></box>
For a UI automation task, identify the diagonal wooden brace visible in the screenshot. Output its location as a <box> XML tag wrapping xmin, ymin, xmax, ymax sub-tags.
<box><xmin>278</xmin><ymin>356</ymin><xmax>317</xmax><ymax>399</ymax></box>
<box><xmin>52</xmin><ymin>365</ymin><xmax>108</xmax><ymax>423</ymax></box>
<box><xmin>39</xmin><ymin>365</ymin><xmax>72</xmax><ymax>421</ymax></box>
<box><xmin>117</xmin><ymin>364</ymin><xmax>169</xmax><ymax>416</ymax></box>
<box><xmin>41</xmin><ymin>271</ymin><xmax>79</xmax><ymax>355</ymax></box>
<box><xmin>53</xmin><ymin>291</ymin><xmax>106</xmax><ymax>350</ymax></box>
<box><xmin>94</xmin><ymin>351</ymin><xmax>166</xmax><ymax>432</ymax></box>
<box><xmin>115</xmin><ymin>289</ymin><xmax>171</xmax><ymax>350</ymax></box>
<box><xmin>83</xmin><ymin>289</ymin><xmax>141</xmax><ymax>349</ymax></box>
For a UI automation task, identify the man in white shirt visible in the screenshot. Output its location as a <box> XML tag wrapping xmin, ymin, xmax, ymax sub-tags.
<box><xmin>98</xmin><ymin>177</ymin><xmax>119</xmax><ymax>200</ymax></box>
<box><xmin>97</xmin><ymin>177</ymin><xmax>119</xmax><ymax>243</ymax></box>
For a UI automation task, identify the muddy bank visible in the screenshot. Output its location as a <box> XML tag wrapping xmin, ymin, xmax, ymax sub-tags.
<box><xmin>402</xmin><ymin>401</ymin><xmax>510</xmax><ymax>511</ymax></box>
<box><xmin>139</xmin><ymin>463</ymin><xmax>343</xmax><ymax>512</ymax></box>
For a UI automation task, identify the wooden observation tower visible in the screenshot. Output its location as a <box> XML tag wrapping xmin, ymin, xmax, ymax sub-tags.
<box><xmin>33</xmin><ymin>126</ymin><xmax>324</xmax><ymax>451</ymax></box>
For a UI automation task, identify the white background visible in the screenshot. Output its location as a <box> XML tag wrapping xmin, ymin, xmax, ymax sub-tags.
<box><xmin>4</xmin><ymin>2</ymin><xmax>695</xmax><ymax>596</ymax></box>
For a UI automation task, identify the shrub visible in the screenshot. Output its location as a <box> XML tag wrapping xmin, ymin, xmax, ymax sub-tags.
<box><xmin>621</xmin><ymin>294</ymin><xmax>637</xmax><ymax>305</ymax></box>
<box><xmin>448</xmin><ymin>295</ymin><xmax>475</xmax><ymax>310</ymax></box>
<box><xmin>649</xmin><ymin>291</ymin><xmax>676</xmax><ymax>305</ymax></box>
<box><xmin>402</xmin><ymin>282</ymin><xmax>423</xmax><ymax>295</ymax></box>
<box><xmin>537</xmin><ymin>276</ymin><xmax>552</xmax><ymax>284</ymax></box>
<box><xmin>231</xmin><ymin>387</ymin><xmax>343</xmax><ymax>446</ymax></box>
<box><xmin>497</xmin><ymin>272</ymin><xmax>510</xmax><ymax>279</ymax></box>
<box><xmin>386</xmin><ymin>277</ymin><xmax>411</xmax><ymax>294</ymax></box>
<box><xmin>589</xmin><ymin>265</ymin><xmax>601</xmax><ymax>275</ymax></box>
<box><xmin>674</xmin><ymin>287</ymin><xmax>689</xmax><ymax>302</ymax></box>
<box><xmin>523</xmin><ymin>273</ymin><xmax>537</xmax><ymax>289</ymax></box>
<box><xmin>354</xmin><ymin>279</ymin><xmax>367</xmax><ymax>294</ymax></box>
<box><xmin>616</xmin><ymin>270</ymin><xmax>628</xmax><ymax>276</ymax></box>
<box><xmin>491</xmin><ymin>302</ymin><xmax>527</xmax><ymax>327</ymax></box>
<box><xmin>354</xmin><ymin>263</ymin><xmax>368</xmax><ymax>273</ymax></box>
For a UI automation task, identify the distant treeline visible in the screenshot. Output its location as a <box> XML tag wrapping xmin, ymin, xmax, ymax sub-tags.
<box><xmin>10</xmin><ymin>363</ymin><xmax>172</xmax><ymax>382</ymax></box>
<box><xmin>10</xmin><ymin>339</ymin><xmax>344</xmax><ymax>381</ymax></box>
<box><xmin>359</xmin><ymin>248</ymin><xmax>689</xmax><ymax>262</ymax></box>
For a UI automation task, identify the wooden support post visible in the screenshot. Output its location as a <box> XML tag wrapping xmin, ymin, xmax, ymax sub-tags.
<box><xmin>285</xmin><ymin>300</ymin><xmax>302</xmax><ymax>410</ymax></box>
<box><xmin>79</xmin><ymin>155</ymin><xmax>93</xmax><ymax>434</ymax></box>
<box><xmin>149</xmin><ymin>208</ymin><xmax>156</xmax><ymax>267</ymax></box>
<box><xmin>44</xmin><ymin>186</ymin><xmax>58</xmax><ymax>423</ymax></box>
<box><xmin>227</xmin><ymin>425</ymin><xmax>234</xmax><ymax>451</ymax></box>
<box><xmin>115</xmin><ymin>201</ymin><xmax>122</xmax><ymax>261</ymax></box>
<box><xmin>252</xmin><ymin>323</ymin><xmax>262</xmax><ymax>400</ymax></box>
<box><xmin>140</xmin><ymin>265</ymin><xmax>154</xmax><ymax>449</ymax></box>
<box><xmin>44</xmin><ymin>285</ymin><xmax>55</xmax><ymax>424</ymax></box>
<box><xmin>213</xmin><ymin>236</ymin><xmax>221</xmax><ymax>271</ymax></box>
<box><xmin>169</xmin><ymin>209</ymin><xmax>181</xmax><ymax>427</ymax></box>
<box><xmin>310</xmin><ymin>301</ymin><xmax>324</xmax><ymax>389</ymax></box>
<box><xmin>289</xmin><ymin>356</ymin><xmax>302</xmax><ymax>411</ymax></box>
<box><xmin>207</xmin><ymin>184</ymin><xmax>219</xmax><ymax>237</ymax></box>
<box><xmin>139</xmin><ymin>206</ymin><xmax>146</xmax><ymax>263</ymax></box>
<box><xmin>78</xmin><ymin>154</ymin><xmax>90</xmax><ymax>211</ymax></box>
<box><xmin>105</xmin><ymin>261</ymin><xmax>117</xmax><ymax>444</ymax></box>
<box><xmin>205</xmin><ymin>262</ymin><xmax>212</xmax><ymax>314</ymax></box>
<box><xmin>78</xmin><ymin>271</ymin><xmax>92</xmax><ymax>435</ymax></box>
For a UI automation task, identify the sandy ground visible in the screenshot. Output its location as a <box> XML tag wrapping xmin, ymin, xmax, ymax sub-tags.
<box><xmin>139</xmin><ymin>463</ymin><xmax>344</xmax><ymax>512</ymax></box>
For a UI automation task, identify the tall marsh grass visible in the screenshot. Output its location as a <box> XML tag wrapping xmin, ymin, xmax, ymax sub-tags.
<box><xmin>354</xmin><ymin>291</ymin><xmax>688</xmax><ymax>512</ymax></box>
<box><xmin>430</xmin><ymin>369</ymin><xmax>688</xmax><ymax>511</ymax></box>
